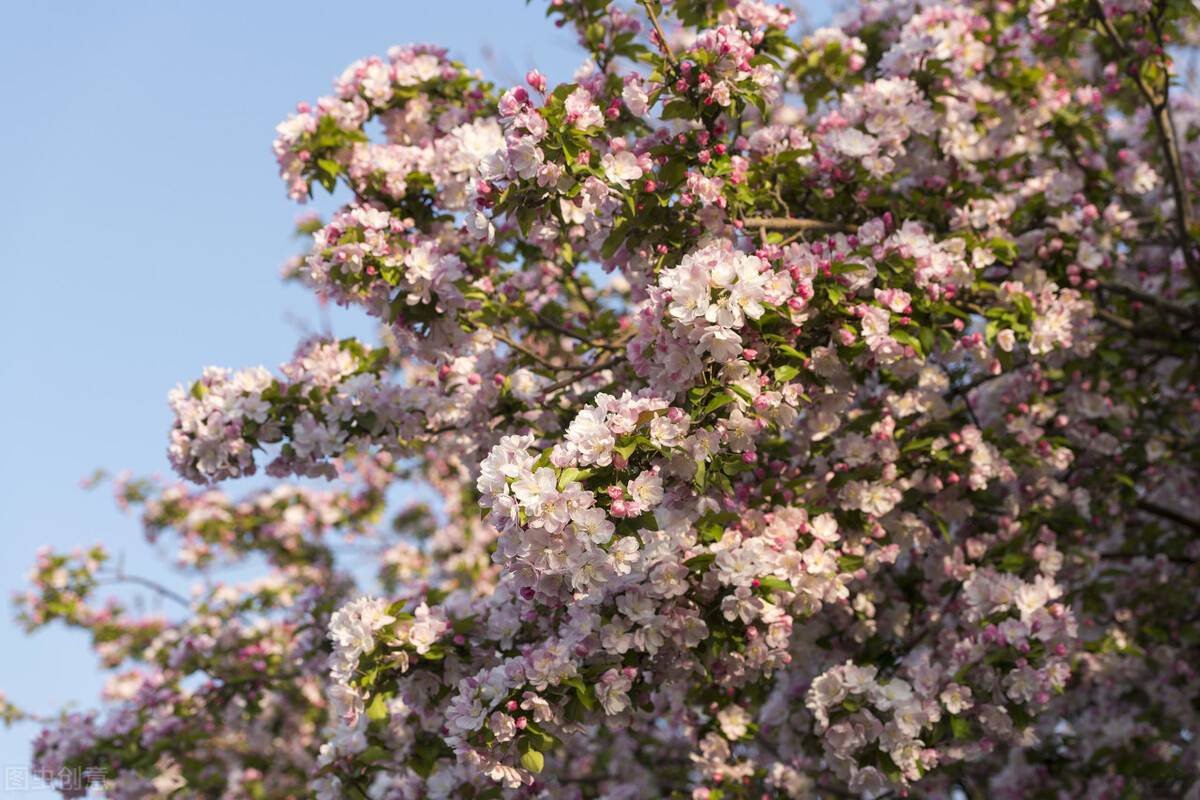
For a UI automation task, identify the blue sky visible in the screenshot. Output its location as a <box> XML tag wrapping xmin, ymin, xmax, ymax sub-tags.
<box><xmin>0</xmin><ymin>0</ymin><xmax>587</xmax><ymax>773</ymax></box>
<box><xmin>0</xmin><ymin>0</ymin><xmax>831</xmax><ymax>778</ymax></box>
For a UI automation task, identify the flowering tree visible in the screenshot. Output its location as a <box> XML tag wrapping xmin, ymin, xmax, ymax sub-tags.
<box><xmin>12</xmin><ymin>0</ymin><xmax>1200</xmax><ymax>797</ymax></box>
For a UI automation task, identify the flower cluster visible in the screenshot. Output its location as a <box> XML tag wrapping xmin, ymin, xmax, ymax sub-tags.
<box><xmin>15</xmin><ymin>0</ymin><xmax>1200</xmax><ymax>796</ymax></box>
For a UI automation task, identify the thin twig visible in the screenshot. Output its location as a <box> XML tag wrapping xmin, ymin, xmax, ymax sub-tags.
<box><xmin>1091</xmin><ymin>1</ymin><xmax>1199</xmax><ymax>282</ymax></box>
<box><xmin>533</xmin><ymin>315</ymin><xmax>622</xmax><ymax>352</ymax></box>
<box><xmin>542</xmin><ymin>356</ymin><xmax>625</xmax><ymax>398</ymax></box>
<box><xmin>494</xmin><ymin>331</ymin><xmax>558</xmax><ymax>370</ymax></box>
<box><xmin>961</xmin><ymin>392</ymin><xmax>982</xmax><ymax>429</ymax></box>
<box><xmin>106</xmin><ymin>573</ymin><xmax>191</xmax><ymax>608</ymax></box>
<box><xmin>640</xmin><ymin>0</ymin><xmax>678</xmax><ymax>69</ymax></box>
<box><xmin>889</xmin><ymin>587</ymin><xmax>961</xmax><ymax>668</ymax></box>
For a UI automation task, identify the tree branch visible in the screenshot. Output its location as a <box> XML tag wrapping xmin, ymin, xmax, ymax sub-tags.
<box><xmin>104</xmin><ymin>573</ymin><xmax>191</xmax><ymax>609</ymax></box>
<box><xmin>1099</xmin><ymin>551</ymin><xmax>1196</xmax><ymax>565</ymax></box>
<box><xmin>1091</xmin><ymin>1</ymin><xmax>1200</xmax><ymax>282</ymax></box>
<box><xmin>1137</xmin><ymin>498</ymin><xmax>1200</xmax><ymax>534</ymax></box>
<box><xmin>1099</xmin><ymin>279</ymin><xmax>1199</xmax><ymax>322</ymax></box>
<box><xmin>494</xmin><ymin>331</ymin><xmax>558</xmax><ymax>371</ymax></box>
<box><xmin>542</xmin><ymin>356</ymin><xmax>625</xmax><ymax>398</ymax></box>
<box><xmin>1094</xmin><ymin>307</ymin><xmax>1136</xmax><ymax>331</ymax></box>
<box><xmin>741</xmin><ymin>216</ymin><xmax>851</xmax><ymax>233</ymax></box>
<box><xmin>640</xmin><ymin>0</ymin><xmax>678</xmax><ymax>69</ymax></box>
<box><xmin>1094</xmin><ymin>307</ymin><xmax>1200</xmax><ymax>342</ymax></box>
<box><xmin>532</xmin><ymin>314</ymin><xmax>623</xmax><ymax>352</ymax></box>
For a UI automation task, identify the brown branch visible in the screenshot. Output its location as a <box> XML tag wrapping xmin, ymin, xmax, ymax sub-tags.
<box><xmin>1137</xmin><ymin>498</ymin><xmax>1200</xmax><ymax>534</ymax></box>
<box><xmin>1099</xmin><ymin>551</ymin><xmax>1197</xmax><ymax>565</ymax></box>
<box><xmin>201</xmin><ymin>667</ymin><xmax>303</xmax><ymax>687</ymax></box>
<box><xmin>1145</xmin><ymin>6</ymin><xmax>1198</xmax><ymax>277</ymax></box>
<box><xmin>532</xmin><ymin>315</ymin><xmax>622</xmax><ymax>352</ymax></box>
<box><xmin>888</xmin><ymin>587</ymin><xmax>961</xmax><ymax>668</ymax></box>
<box><xmin>1099</xmin><ymin>279</ymin><xmax>1199</xmax><ymax>322</ymax></box>
<box><xmin>1094</xmin><ymin>307</ymin><xmax>1200</xmax><ymax>342</ymax></box>
<box><xmin>741</xmin><ymin>216</ymin><xmax>851</xmax><ymax>233</ymax></box>
<box><xmin>542</xmin><ymin>356</ymin><xmax>625</xmax><ymax>398</ymax></box>
<box><xmin>640</xmin><ymin>0</ymin><xmax>678</xmax><ymax>69</ymax></box>
<box><xmin>494</xmin><ymin>331</ymin><xmax>558</xmax><ymax>371</ymax></box>
<box><xmin>948</xmin><ymin>361</ymin><xmax>1026</xmax><ymax>400</ymax></box>
<box><xmin>1091</xmin><ymin>1</ymin><xmax>1200</xmax><ymax>282</ymax></box>
<box><xmin>104</xmin><ymin>573</ymin><xmax>191</xmax><ymax>608</ymax></box>
<box><xmin>1153</xmin><ymin>101</ymin><xmax>1198</xmax><ymax>278</ymax></box>
<box><xmin>1094</xmin><ymin>308</ymin><xmax>1136</xmax><ymax>331</ymax></box>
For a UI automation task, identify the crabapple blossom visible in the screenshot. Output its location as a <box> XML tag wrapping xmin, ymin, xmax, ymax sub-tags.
<box><xmin>12</xmin><ymin>0</ymin><xmax>1200</xmax><ymax>797</ymax></box>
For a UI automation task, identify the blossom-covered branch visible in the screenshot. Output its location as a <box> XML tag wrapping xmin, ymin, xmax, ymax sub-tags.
<box><xmin>13</xmin><ymin>0</ymin><xmax>1200</xmax><ymax>798</ymax></box>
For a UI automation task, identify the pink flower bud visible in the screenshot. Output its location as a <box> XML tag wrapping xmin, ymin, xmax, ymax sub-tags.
<box><xmin>526</xmin><ymin>69</ymin><xmax>546</xmax><ymax>93</ymax></box>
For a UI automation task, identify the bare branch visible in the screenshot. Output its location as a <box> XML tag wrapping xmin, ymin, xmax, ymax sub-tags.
<box><xmin>639</xmin><ymin>0</ymin><xmax>678</xmax><ymax>69</ymax></box>
<box><xmin>104</xmin><ymin>573</ymin><xmax>191</xmax><ymax>609</ymax></box>
<box><xmin>532</xmin><ymin>314</ymin><xmax>623</xmax><ymax>352</ymax></box>
<box><xmin>493</xmin><ymin>331</ymin><xmax>558</xmax><ymax>370</ymax></box>
<box><xmin>741</xmin><ymin>216</ymin><xmax>851</xmax><ymax>233</ymax></box>
<box><xmin>1099</xmin><ymin>551</ymin><xmax>1196</xmax><ymax>565</ymax></box>
<box><xmin>1091</xmin><ymin>1</ymin><xmax>1200</xmax><ymax>282</ymax></box>
<box><xmin>542</xmin><ymin>356</ymin><xmax>625</xmax><ymax>398</ymax></box>
<box><xmin>1137</xmin><ymin>498</ymin><xmax>1200</xmax><ymax>534</ymax></box>
<box><xmin>1094</xmin><ymin>307</ymin><xmax>1136</xmax><ymax>331</ymax></box>
<box><xmin>1099</xmin><ymin>279</ymin><xmax>1199</xmax><ymax>322</ymax></box>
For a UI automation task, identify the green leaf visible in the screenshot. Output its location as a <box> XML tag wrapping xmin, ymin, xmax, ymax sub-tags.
<box><xmin>902</xmin><ymin>436</ymin><xmax>933</xmax><ymax>453</ymax></box>
<box><xmin>601</xmin><ymin>220</ymin><xmax>630</xmax><ymax>259</ymax></box>
<box><xmin>837</xmin><ymin>554</ymin><xmax>864</xmax><ymax>572</ymax></box>
<box><xmin>987</xmin><ymin>237</ymin><xmax>1018</xmax><ymax>264</ymax></box>
<box><xmin>361</xmin><ymin>744</ymin><xmax>390</xmax><ymax>764</ymax></box>
<box><xmin>660</xmin><ymin>99</ymin><xmax>696</xmax><ymax>121</ymax></box>
<box><xmin>757</xmin><ymin>576</ymin><xmax>794</xmax><ymax>594</ymax></box>
<box><xmin>890</xmin><ymin>329</ymin><xmax>924</xmax><ymax>358</ymax></box>
<box><xmin>685</xmin><ymin>553</ymin><xmax>716</xmax><ymax>572</ymax></box>
<box><xmin>557</xmin><ymin>467</ymin><xmax>592</xmax><ymax>490</ymax></box>
<box><xmin>999</xmin><ymin>552</ymin><xmax>1027</xmax><ymax>573</ymax></box>
<box><xmin>523</xmin><ymin>721</ymin><xmax>561</xmax><ymax>751</ymax></box>
<box><xmin>918</xmin><ymin>325</ymin><xmax>935</xmax><ymax>357</ymax></box>
<box><xmin>950</xmin><ymin>715</ymin><xmax>971</xmax><ymax>739</ymax></box>
<box><xmin>696</xmin><ymin>511</ymin><xmax>736</xmax><ymax>544</ymax></box>
<box><xmin>1012</xmin><ymin>293</ymin><xmax>1033</xmax><ymax>318</ymax></box>
<box><xmin>658</xmin><ymin>158</ymin><xmax>687</xmax><ymax>187</ymax></box>
<box><xmin>563</xmin><ymin>677</ymin><xmax>597</xmax><ymax>711</ymax></box>
<box><xmin>519</xmin><ymin>747</ymin><xmax>545</xmax><ymax>774</ymax></box>
<box><xmin>614</xmin><ymin>438</ymin><xmax>638</xmax><ymax>461</ymax></box>
<box><xmin>410</xmin><ymin>732</ymin><xmax>451</xmax><ymax>777</ymax></box>
<box><xmin>774</xmin><ymin>364</ymin><xmax>800</xmax><ymax>383</ymax></box>
<box><xmin>831</xmin><ymin>260</ymin><xmax>868</xmax><ymax>275</ymax></box>
<box><xmin>702</xmin><ymin>393</ymin><xmax>735</xmax><ymax>416</ymax></box>
<box><xmin>366</xmin><ymin>693</ymin><xmax>389</xmax><ymax>722</ymax></box>
<box><xmin>517</xmin><ymin>206</ymin><xmax>536</xmax><ymax>237</ymax></box>
<box><xmin>728</xmin><ymin>384</ymin><xmax>753</xmax><ymax>403</ymax></box>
